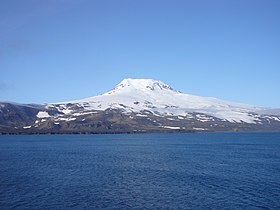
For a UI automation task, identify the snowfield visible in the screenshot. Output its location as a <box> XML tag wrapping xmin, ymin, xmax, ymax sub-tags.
<box><xmin>51</xmin><ymin>78</ymin><xmax>267</xmax><ymax>124</ymax></box>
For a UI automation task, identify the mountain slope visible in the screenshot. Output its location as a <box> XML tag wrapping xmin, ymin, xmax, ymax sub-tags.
<box><xmin>1</xmin><ymin>78</ymin><xmax>280</xmax><ymax>134</ymax></box>
<box><xmin>52</xmin><ymin>79</ymin><xmax>263</xmax><ymax>123</ymax></box>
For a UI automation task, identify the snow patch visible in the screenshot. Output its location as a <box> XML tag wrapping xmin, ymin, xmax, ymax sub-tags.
<box><xmin>193</xmin><ymin>127</ymin><xmax>207</xmax><ymax>131</ymax></box>
<box><xmin>57</xmin><ymin>117</ymin><xmax>76</xmax><ymax>121</ymax></box>
<box><xmin>160</xmin><ymin>126</ymin><xmax>181</xmax><ymax>130</ymax></box>
<box><xmin>61</xmin><ymin>109</ymin><xmax>72</xmax><ymax>114</ymax></box>
<box><xmin>264</xmin><ymin>116</ymin><xmax>280</xmax><ymax>122</ymax></box>
<box><xmin>136</xmin><ymin>114</ymin><xmax>148</xmax><ymax>117</ymax></box>
<box><xmin>37</xmin><ymin>111</ymin><xmax>50</xmax><ymax>118</ymax></box>
<box><xmin>72</xmin><ymin>111</ymin><xmax>98</xmax><ymax>116</ymax></box>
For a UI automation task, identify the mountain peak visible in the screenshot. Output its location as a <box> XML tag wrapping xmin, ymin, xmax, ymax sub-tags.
<box><xmin>106</xmin><ymin>78</ymin><xmax>177</xmax><ymax>94</ymax></box>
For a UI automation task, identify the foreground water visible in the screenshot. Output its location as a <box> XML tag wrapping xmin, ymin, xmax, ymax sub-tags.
<box><xmin>0</xmin><ymin>133</ymin><xmax>280</xmax><ymax>209</ymax></box>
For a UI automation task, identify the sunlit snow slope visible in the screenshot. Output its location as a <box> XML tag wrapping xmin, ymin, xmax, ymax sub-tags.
<box><xmin>52</xmin><ymin>78</ymin><xmax>264</xmax><ymax>123</ymax></box>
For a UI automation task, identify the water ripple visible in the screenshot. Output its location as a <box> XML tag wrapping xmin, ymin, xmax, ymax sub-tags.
<box><xmin>1</xmin><ymin>133</ymin><xmax>280</xmax><ymax>209</ymax></box>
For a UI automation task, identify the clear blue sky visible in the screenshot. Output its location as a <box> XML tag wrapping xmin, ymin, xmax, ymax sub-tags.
<box><xmin>0</xmin><ymin>0</ymin><xmax>279</xmax><ymax>107</ymax></box>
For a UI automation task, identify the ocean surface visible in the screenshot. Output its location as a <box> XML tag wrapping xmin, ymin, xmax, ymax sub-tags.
<box><xmin>0</xmin><ymin>133</ymin><xmax>280</xmax><ymax>209</ymax></box>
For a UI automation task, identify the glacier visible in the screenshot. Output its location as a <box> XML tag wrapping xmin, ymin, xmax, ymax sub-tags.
<box><xmin>50</xmin><ymin>78</ymin><xmax>265</xmax><ymax>123</ymax></box>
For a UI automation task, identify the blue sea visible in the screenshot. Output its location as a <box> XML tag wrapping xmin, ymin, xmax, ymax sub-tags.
<box><xmin>0</xmin><ymin>133</ymin><xmax>280</xmax><ymax>209</ymax></box>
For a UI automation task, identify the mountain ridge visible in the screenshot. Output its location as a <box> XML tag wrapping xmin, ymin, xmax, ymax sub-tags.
<box><xmin>50</xmin><ymin>78</ymin><xmax>264</xmax><ymax>123</ymax></box>
<box><xmin>1</xmin><ymin>78</ymin><xmax>280</xmax><ymax>134</ymax></box>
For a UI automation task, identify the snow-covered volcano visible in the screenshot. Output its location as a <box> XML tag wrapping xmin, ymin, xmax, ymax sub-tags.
<box><xmin>2</xmin><ymin>78</ymin><xmax>280</xmax><ymax>134</ymax></box>
<box><xmin>52</xmin><ymin>78</ymin><xmax>263</xmax><ymax>123</ymax></box>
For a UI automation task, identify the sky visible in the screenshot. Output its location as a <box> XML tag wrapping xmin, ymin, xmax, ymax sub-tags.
<box><xmin>0</xmin><ymin>0</ymin><xmax>280</xmax><ymax>107</ymax></box>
